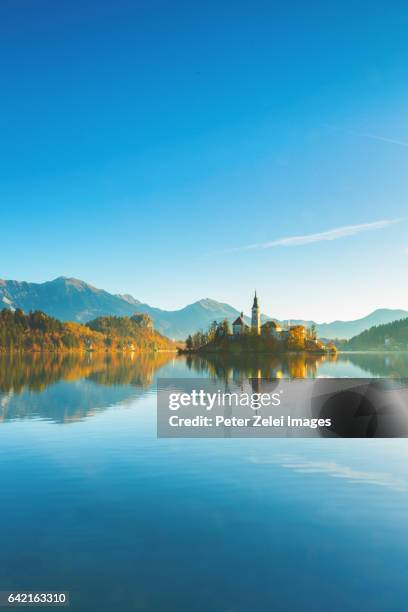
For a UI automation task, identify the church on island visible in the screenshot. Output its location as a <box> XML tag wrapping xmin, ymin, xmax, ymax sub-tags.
<box><xmin>231</xmin><ymin>292</ymin><xmax>306</xmax><ymax>344</ymax></box>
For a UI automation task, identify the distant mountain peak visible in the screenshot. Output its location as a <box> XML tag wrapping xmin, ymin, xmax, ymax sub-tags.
<box><xmin>368</xmin><ymin>307</ymin><xmax>406</xmax><ymax>316</ymax></box>
<box><xmin>192</xmin><ymin>297</ymin><xmax>238</xmax><ymax>311</ymax></box>
<box><xmin>53</xmin><ymin>276</ymin><xmax>91</xmax><ymax>287</ymax></box>
<box><xmin>195</xmin><ymin>298</ymin><xmax>225</xmax><ymax>307</ymax></box>
<box><xmin>53</xmin><ymin>276</ymin><xmax>81</xmax><ymax>282</ymax></box>
<box><xmin>50</xmin><ymin>276</ymin><xmax>104</xmax><ymax>294</ymax></box>
<box><xmin>116</xmin><ymin>294</ymin><xmax>141</xmax><ymax>306</ymax></box>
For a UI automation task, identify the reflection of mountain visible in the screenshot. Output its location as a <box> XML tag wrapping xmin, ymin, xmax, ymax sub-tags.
<box><xmin>0</xmin><ymin>381</ymin><xmax>140</xmax><ymax>424</ymax></box>
<box><xmin>0</xmin><ymin>352</ymin><xmax>174</xmax><ymax>423</ymax></box>
<box><xmin>339</xmin><ymin>352</ymin><xmax>408</xmax><ymax>379</ymax></box>
<box><xmin>0</xmin><ymin>352</ymin><xmax>173</xmax><ymax>393</ymax></box>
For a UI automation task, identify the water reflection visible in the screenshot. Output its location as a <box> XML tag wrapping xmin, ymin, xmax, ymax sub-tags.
<box><xmin>338</xmin><ymin>352</ymin><xmax>408</xmax><ymax>378</ymax></box>
<box><xmin>0</xmin><ymin>351</ymin><xmax>174</xmax><ymax>393</ymax></box>
<box><xmin>0</xmin><ymin>352</ymin><xmax>175</xmax><ymax>423</ymax></box>
<box><xmin>1</xmin><ymin>351</ymin><xmax>408</xmax><ymax>423</ymax></box>
<box><xmin>185</xmin><ymin>352</ymin><xmax>332</xmax><ymax>381</ymax></box>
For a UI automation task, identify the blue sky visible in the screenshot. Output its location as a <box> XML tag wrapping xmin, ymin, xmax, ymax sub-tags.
<box><xmin>1</xmin><ymin>0</ymin><xmax>407</xmax><ymax>321</ymax></box>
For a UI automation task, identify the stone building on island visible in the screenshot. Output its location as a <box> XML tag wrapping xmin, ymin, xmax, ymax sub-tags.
<box><xmin>231</xmin><ymin>292</ymin><xmax>307</xmax><ymax>345</ymax></box>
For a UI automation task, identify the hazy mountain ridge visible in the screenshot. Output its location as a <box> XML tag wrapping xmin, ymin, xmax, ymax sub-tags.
<box><xmin>316</xmin><ymin>309</ymin><xmax>408</xmax><ymax>340</ymax></box>
<box><xmin>1</xmin><ymin>277</ymin><xmax>407</xmax><ymax>340</ymax></box>
<box><xmin>132</xmin><ymin>298</ymin><xmax>241</xmax><ymax>339</ymax></box>
<box><xmin>0</xmin><ymin>277</ymin><xmax>137</xmax><ymax>323</ymax></box>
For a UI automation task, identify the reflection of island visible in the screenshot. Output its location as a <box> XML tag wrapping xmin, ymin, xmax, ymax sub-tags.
<box><xmin>185</xmin><ymin>351</ymin><xmax>333</xmax><ymax>381</ymax></box>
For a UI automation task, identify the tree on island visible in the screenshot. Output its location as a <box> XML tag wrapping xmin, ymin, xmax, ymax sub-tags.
<box><xmin>220</xmin><ymin>318</ymin><xmax>231</xmax><ymax>336</ymax></box>
<box><xmin>308</xmin><ymin>324</ymin><xmax>317</xmax><ymax>341</ymax></box>
<box><xmin>186</xmin><ymin>335</ymin><xmax>193</xmax><ymax>350</ymax></box>
<box><xmin>207</xmin><ymin>320</ymin><xmax>218</xmax><ymax>343</ymax></box>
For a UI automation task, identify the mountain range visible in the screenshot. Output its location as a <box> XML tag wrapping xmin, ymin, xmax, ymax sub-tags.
<box><xmin>1</xmin><ymin>276</ymin><xmax>407</xmax><ymax>340</ymax></box>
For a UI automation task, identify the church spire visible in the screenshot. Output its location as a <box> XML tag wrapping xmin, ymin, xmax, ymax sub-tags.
<box><xmin>251</xmin><ymin>291</ymin><xmax>260</xmax><ymax>335</ymax></box>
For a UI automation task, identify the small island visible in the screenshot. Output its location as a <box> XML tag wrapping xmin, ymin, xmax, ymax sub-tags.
<box><xmin>182</xmin><ymin>292</ymin><xmax>336</xmax><ymax>355</ymax></box>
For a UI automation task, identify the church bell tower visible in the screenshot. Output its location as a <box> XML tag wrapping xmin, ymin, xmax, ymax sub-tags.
<box><xmin>251</xmin><ymin>291</ymin><xmax>261</xmax><ymax>335</ymax></box>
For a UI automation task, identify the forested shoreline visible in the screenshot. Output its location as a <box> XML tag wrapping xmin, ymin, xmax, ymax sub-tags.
<box><xmin>0</xmin><ymin>308</ymin><xmax>176</xmax><ymax>353</ymax></box>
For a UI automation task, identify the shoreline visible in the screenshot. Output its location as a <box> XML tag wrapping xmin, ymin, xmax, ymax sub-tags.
<box><xmin>0</xmin><ymin>348</ymin><xmax>179</xmax><ymax>355</ymax></box>
<box><xmin>178</xmin><ymin>348</ymin><xmax>331</xmax><ymax>356</ymax></box>
<box><xmin>338</xmin><ymin>349</ymin><xmax>408</xmax><ymax>354</ymax></box>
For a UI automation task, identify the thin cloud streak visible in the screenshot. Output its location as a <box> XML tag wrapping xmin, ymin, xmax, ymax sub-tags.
<box><xmin>324</xmin><ymin>123</ymin><xmax>408</xmax><ymax>148</ymax></box>
<box><xmin>363</xmin><ymin>132</ymin><xmax>408</xmax><ymax>148</ymax></box>
<box><xmin>218</xmin><ymin>219</ymin><xmax>399</xmax><ymax>254</ymax></box>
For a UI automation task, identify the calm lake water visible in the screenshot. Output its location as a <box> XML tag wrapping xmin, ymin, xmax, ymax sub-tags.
<box><xmin>1</xmin><ymin>352</ymin><xmax>408</xmax><ymax>611</ymax></box>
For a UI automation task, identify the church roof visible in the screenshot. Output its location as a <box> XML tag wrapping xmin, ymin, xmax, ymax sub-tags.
<box><xmin>233</xmin><ymin>314</ymin><xmax>245</xmax><ymax>325</ymax></box>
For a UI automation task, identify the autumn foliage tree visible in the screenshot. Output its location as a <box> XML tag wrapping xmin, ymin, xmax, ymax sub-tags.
<box><xmin>0</xmin><ymin>309</ymin><xmax>175</xmax><ymax>353</ymax></box>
